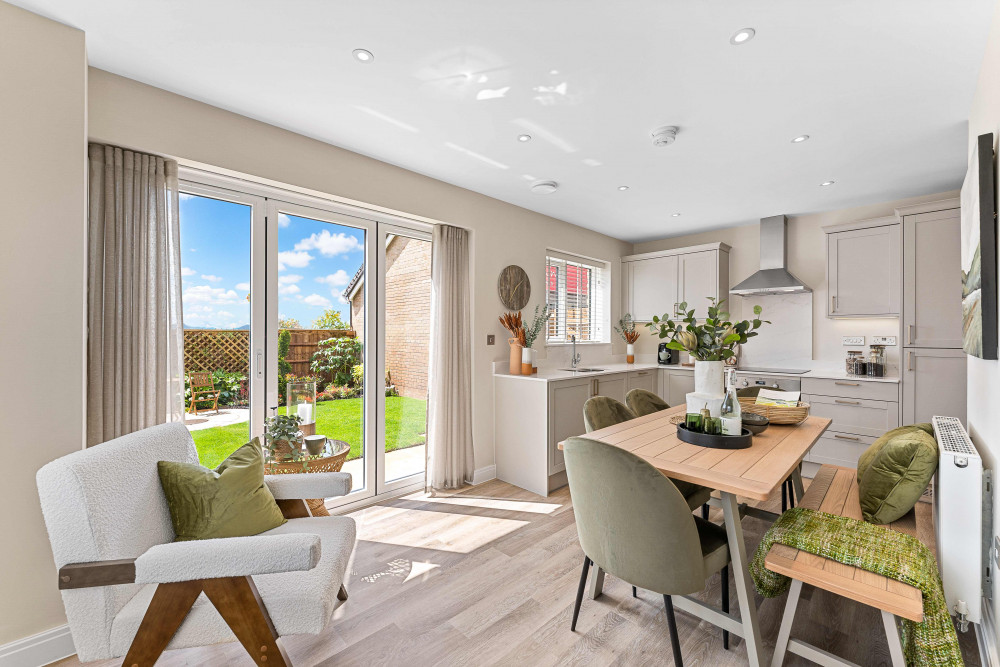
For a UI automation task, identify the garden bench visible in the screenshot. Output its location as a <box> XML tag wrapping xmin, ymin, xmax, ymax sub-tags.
<box><xmin>765</xmin><ymin>464</ymin><xmax>935</xmax><ymax>667</ymax></box>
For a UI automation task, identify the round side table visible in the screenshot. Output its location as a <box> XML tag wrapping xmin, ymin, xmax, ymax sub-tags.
<box><xmin>264</xmin><ymin>439</ymin><xmax>350</xmax><ymax>517</ymax></box>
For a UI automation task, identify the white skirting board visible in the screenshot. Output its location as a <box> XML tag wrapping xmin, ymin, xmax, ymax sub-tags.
<box><xmin>0</xmin><ymin>625</ymin><xmax>74</xmax><ymax>667</ymax></box>
<box><xmin>471</xmin><ymin>465</ymin><xmax>496</xmax><ymax>486</ymax></box>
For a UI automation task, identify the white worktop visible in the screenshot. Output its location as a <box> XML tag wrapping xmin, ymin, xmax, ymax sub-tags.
<box><xmin>493</xmin><ymin>360</ymin><xmax>899</xmax><ymax>383</ymax></box>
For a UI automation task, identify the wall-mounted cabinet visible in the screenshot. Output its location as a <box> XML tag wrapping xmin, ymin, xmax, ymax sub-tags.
<box><xmin>824</xmin><ymin>217</ymin><xmax>900</xmax><ymax>317</ymax></box>
<box><xmin>623</xmin><ymin>243</ymin><xmax>730</xmax><ymax>321</ymax></box>
<box><xmin>902</xmin><ymin>208</ymin><xmax>964</xmax><ymax>348</ymax></box>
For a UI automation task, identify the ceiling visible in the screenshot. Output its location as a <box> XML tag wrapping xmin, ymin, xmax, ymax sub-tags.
<box><xmin>13</xmin><ymin>0</ymin><xmax>995</xmax><ymax>241</ymax></box>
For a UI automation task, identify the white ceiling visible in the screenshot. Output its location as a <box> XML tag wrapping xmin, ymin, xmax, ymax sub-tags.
<box><xmin>14</xmin><ymin>0</ymin><xmax>995</xmax><ymax>241</ymax></box>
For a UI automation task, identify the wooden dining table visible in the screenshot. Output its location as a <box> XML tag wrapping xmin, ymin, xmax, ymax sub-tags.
<box><xmin>559</xmin><ymin>404</ymin><xmax>831</xmax><ymax>667</ymax></box>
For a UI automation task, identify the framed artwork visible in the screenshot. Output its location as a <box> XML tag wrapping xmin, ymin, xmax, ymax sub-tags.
<box><xmin>960</xmin><ymin>132</ymin><xmax>998</xmax><ymax>359</ymax></box>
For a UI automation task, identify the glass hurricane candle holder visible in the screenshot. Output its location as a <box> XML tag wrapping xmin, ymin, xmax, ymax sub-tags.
<box><xmin>287</xmin><ymin>379</ymin><xmax>317</xmax><ymax>437</ymax></box>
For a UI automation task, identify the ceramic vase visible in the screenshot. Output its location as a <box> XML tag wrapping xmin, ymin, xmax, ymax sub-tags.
<box><xmin>521</xmin><ymin>346</ymin><xmax>533</xmax><ymax>375</ymax></box>
<box><xmin>509</xmin><ymin>339</ymin><xmax>522</xmax><ymax>375</ymax></box>
<box><xmin>626</xmin><ymin>343</ymin><xmax>635</xmax><ymax>364</ymax></box>
<box><xmin>694</xmin><ymin>360</ymin><xmax>725</xmax><ymax>396</ymax></box>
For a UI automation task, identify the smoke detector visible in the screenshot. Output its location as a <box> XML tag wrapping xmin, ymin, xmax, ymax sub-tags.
<box><xmin>531</xmin><ymin>180</ymin><xmax>559</xmax><ymax>194</ymax></box>
<box><xmin>652</xmin><ymin>126</ymin><xmax>678</xmax><ymax>147</ymax></box>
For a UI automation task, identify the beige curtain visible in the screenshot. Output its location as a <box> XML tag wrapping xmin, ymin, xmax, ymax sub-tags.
<box><xmin>87</xmin><ymin>144</ymin><xmax>184</xmax><ymax>446</ymax></box>
<box><xmin>427</xmin><ymin>224</ymin><xmax>475</xmax><ymax>489</ymax></box>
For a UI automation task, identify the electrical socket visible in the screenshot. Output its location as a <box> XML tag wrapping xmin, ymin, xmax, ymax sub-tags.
<box><xmin>842</xmin><ymin>336</ymin><xmax>865</xmax><ymax>346</ymax></box>
<box><xmin>871</xmin><ymin>336</ymin><xmax>897</xmax><ymax>345</ymax></box>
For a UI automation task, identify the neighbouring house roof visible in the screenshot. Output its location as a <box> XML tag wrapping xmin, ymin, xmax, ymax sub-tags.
<box><xmin>343</xmin><ymin>234</ymin><xmax>397</xmax><ymax>302</ymax></box>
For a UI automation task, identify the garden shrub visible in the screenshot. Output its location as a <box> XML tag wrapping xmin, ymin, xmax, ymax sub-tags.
<box><xmin>185</xmin><ymin>370</ymin><xmax>247</xmax><ymax>408</ymax></box>
<box><xmin>311</xmin><ymin>336</ymin><xmax>363</xmax><ymax>386</ymax></box>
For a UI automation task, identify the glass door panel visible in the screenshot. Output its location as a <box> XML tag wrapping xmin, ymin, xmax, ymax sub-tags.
<box><xmin>177</xmin><ymin>184</ymin><xmax>265</xmax><ymax>468</ymax></box>
<box><xmin>268</xmin><ymin>200</ymin><xmax>376</xmax><ymax>505</ymax></box>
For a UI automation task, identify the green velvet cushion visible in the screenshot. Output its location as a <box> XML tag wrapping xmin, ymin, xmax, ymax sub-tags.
<box><xmin>856</xmin><ymin>424</ymin><xmax>937</xmax><ymax>524</ymax></box>
<box><xmin>158</xmin><ymin>437</ymin><xmax>286</xmax><ymax>541</ymax></box>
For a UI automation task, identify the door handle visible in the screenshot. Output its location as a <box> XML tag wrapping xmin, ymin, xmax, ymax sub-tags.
<box><xmin>834</xmin><ymin>382</ymin><xmax>860</xmax><ymax>386</ymax></box>
<box><xmin>908</xmin><ymin>351</ymin><xmax>914</xmax><ymax>371</ymax></box>
<box><xmin>831</xmin><ymin>295</ymin><xmax>837</xmax><ymax>312</ymax></box>
<box><xmin>834</xmin><ymin>434</ymin><xmax>861</xmax><ymax>441</ymax></box>
<box><xmin>907</xmin><ymin>324</ymin><xmax>915</xmax><ymax>345</ymax></box>
<box><xmin>256</xmin><ymin>351</ymin><xmax>264</xmax><ymax>379</ymax></box>
<box><xmin>834</xmin><ymin>399</ymin><xmax>861</xmax><ymax>405</ymax></box>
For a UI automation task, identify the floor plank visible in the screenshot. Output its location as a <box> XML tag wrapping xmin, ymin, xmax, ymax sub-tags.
<box><xmin>51</xmin><ymin>480</ymin><xmax>980</xmax><ymax>667</ymax></box>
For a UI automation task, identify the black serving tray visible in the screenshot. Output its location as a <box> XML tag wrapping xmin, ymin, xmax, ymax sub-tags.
<box><xmin>676</xmin><ymin>423</ymin><xmax>753</xmax><ymax>450</ymax></box>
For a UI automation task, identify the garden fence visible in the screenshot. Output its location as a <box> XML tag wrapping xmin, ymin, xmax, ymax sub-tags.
<box><xmin>183</xmin><ymin>329</ymin><xmax>355</xmax><ymax>377</ymax></box>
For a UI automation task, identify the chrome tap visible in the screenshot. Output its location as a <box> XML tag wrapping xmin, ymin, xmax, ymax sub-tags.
<box><xmin>570</xmin><ymin>335</ymin><xmax>582</xmax><ymax>369</ymax></box>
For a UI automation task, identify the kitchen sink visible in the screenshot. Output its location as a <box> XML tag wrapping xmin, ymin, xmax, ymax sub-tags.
<box><xmin>559</xmin><ymin>368</ymin><xmax>605</xmax><ymax>373</ymax></box>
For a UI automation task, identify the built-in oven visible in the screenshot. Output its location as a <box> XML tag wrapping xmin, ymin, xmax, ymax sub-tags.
<box><xmin>733</xmin><ymin>373</ymin><xmax>802</xmax><ymax>393</ymax></box>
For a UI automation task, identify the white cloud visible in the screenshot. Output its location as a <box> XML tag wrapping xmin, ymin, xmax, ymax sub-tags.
<box><xmin>294</xmin><ymin>230</ymin><xmax>363</xmax><ymax>257</ymax></box>
<box><xmin>315</xmin><ymin>270</ymin><xmax>352</xmax><ymax>288</ymax></box>
<box><xmin>183</xmin><ymin>285</ymin><xmax>241</xmax><ymax>305</ymax></box>
<box><xmin>279</xmin><ymin>284</ymin><xmax>301</xmax><ymax>295</ymax></box>
<box><xmin>303</xmin><ymin>293</ymin><xmax>332</xmax><ymax>308</ymax></box>
<box><xmin>278</xmin><ymin>213</ymin><xmax>290</xmax><ymax>228</ymax></box>
<box><xmin>181</xmin><ymin>267</ymin><xmax>197</xmax><ymax>277</ymax></box>
<box><xmin>235</xmin><ymin>282</ymin><xmax>250</xmax><ymax>291</ymax></box>
<box><xmin>217</xmin><ymin>310</ymin><xmax>233</xmax><ymax>318</ymax></box>
<box><xmin>277</xmin><ymin>250</ymin><xmax>313</xmax><ymax>270</ymax></box>
<box><xmin>201</xmin><ymin>274</ymin><xmax>223</xmax><ymax>283</ymax></box>
<box><xmin>278</xmin><ymin>274</ymin><xmax>303</xmax><ymax>285</ymax></box>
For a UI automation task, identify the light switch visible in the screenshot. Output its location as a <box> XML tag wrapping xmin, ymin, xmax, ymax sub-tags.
<box><xmin>487</xmin><ymin>334</ymin><xmax>495</xmax><ymax>345</ymax></box>
<box><xmin>842</xmin><ymin>336</ymin><xmax>865</xmax><ymax>346</ymax></box>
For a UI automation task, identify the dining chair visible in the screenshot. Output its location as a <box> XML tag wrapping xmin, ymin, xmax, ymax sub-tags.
<box><xmin>563</xmin><ymin>436</ymin><xmax>731</xmax><ymax>665</ymax></box>
<box><xmin>584</xmin><ymin>396</ymin><xmax>712</xmax><ymax>518</ymax></box>
<box><xmin>625</xmin><ymin>388</ymin><xmax>670</xmax><ymax>417</ymax></box>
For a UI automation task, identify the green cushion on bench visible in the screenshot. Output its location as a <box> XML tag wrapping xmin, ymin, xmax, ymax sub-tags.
<box><xmin>856</xmin><ymin>424</ymin><xmax>937</xmax><ymax>525</ymax></box>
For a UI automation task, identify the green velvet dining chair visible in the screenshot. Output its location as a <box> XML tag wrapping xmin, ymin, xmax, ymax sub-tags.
<box><xmin>563</xmin><ymin>436</ymin><xmax>732</xmax><ymax>665</ymax></box>
<box><xmin>584</xmin><ymin>396</ymin><xmax>712</xmax><ymax>517</ymax></box>
<box><xmin>625</xmin><ymin>388</ymin><xmax>670</xmax><ymax>417</ymax></box>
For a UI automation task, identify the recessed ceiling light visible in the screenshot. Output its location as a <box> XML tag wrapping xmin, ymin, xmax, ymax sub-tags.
<box><xmin>730</xmin><ymin>28</ymin><xmax>756</xmax><ymax>45</ymax></box>
<box><xmin>352</xmin><ymin>49</ymin><xmax>374</xmax><ymax>63</ymax></box>
<box><xmin>618</xmin><ymin>185</ymin><xmax>629</xmax><ymax>191</ymax></box>
<box><xmin>549</xmin><ymin>69</ymin><xmax>560</xmax><ymax>75</ymax></box>
<box><xmin>792</xmin><ymin>135</ymin><xmax>810</xmax><ymax>143</ymax></box>
<box><xmin>517</xmin><ymin>134</ymin><xmax>532</xmax><ymax>142</ymax></box>
<box><xmin>820</xmin><ymin>180</ymin><xmax>835</xmax><ymax>186</ymax></box>
<box><xmin>531</xmin><ymin>180</ymin><xmax>559</xmax><ymax>194</ymax></box>
<box><xmin>671</xmin><ymin>213</ymin><xmax>682</xmax><ymax>217</ymax></box>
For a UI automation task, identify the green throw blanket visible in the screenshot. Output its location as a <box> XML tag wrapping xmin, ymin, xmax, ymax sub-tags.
<box><xmin>749</xmin><ymin>507</ymin><xmax>962</xmax><ymax>667</ymax></box>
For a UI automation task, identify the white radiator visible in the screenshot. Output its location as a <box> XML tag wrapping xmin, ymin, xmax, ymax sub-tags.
<box><xmin>933</xmin><ymin>415</ymin><xmax>986</xmax><ymax>626</ymax></box>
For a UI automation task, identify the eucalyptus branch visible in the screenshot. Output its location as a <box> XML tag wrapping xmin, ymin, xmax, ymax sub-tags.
<box><xmin>643</xmin><ymin>298</ymin><xmax>770</xmax><ymax>361</ymax></box>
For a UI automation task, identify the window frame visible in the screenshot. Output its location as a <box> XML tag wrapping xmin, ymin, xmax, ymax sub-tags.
<box><xmin>544</xmin><ymin>249</ymin><xmax>611</xmax><ymax>346</ymax></box>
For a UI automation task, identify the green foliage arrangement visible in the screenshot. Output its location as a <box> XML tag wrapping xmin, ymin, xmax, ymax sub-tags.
<box><xmin>522</xmin><ymin>304</ymin><xmax>551</xmax><ymax>349</ymax></box>
<box><xmin>645</xmin><ymin>298</ymin><xmax>769</xmax><ymax>362</ymax></box>
<box><xmin>311</xmin><ymin>336</ymin><xmax>364</xmax><ymax>386</ymax></box>
<box><xmin>614</xmin><ymin>313</ymin><xmax>641</xmax><ymax>344</ymax></box>
<box><xmin>264</xmin><ymin>413</ymin><xmax>304</xmax><ymax>461</ymax></box>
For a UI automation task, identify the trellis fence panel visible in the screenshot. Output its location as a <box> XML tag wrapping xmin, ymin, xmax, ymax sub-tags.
<box><xmin>183</xmin><ymin>329</ymin><xmax>355</xmax><ymax>377</ymax></box>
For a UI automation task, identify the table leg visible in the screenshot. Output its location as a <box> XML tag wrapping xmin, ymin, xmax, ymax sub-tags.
<box><xmin>587</xmin><ymin>566</ymin><xmax>605</xmax><ymax>600</ymax></box>
<box><xmin>791</xmin><ymin>465</ymin><xmax>805</xmax><ymax>503</ymax></box>
<box><xmin>721</xmin><ymin>491</ymin><xmax>766</xmax><ymax>667</ymax></box>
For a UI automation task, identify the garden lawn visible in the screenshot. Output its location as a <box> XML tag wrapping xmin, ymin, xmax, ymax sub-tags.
<box><xmin>191</xmin><ymin>396</ymin><xmax>426</xmax><ymax>470</ymax></box>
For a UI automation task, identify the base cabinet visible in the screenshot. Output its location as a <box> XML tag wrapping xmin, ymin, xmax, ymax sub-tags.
<box><xmin>902</xmin><ymin>348</ymin><xmax>967</xmax><ymax>424</ymax></box>
<box><xmin>800</xmin><ymin>379</ymin><xmax>899</xmax><ymax>467</ymax></box>
<box><xmin>547</xmin><ymin>379</ymin><xmax>592</xmax><ymax>475</ymax></box>
<box><xmin>659</xmin><ymin>368</ymin><xmax>694</xmax><ymax>407</ymax></box>
<box><xmin>626</xmin><ymin>369</ymin><xmax>656</xmax><ymax>394</ymax></box>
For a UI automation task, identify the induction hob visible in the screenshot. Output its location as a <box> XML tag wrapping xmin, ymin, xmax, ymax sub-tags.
<box><xmin>737</xmin><ymin>366</ymin><xmax>810</xmax><ymax>374</ymax></box>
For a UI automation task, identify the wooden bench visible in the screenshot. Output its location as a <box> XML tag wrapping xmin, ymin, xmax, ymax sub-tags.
<box><xmin>765</xmin><ymin>464</ymin><xmax>935</xmax><ymax>667</ymax></box>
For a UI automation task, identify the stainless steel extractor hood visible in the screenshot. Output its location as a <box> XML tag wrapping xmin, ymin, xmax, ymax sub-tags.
<box><xmin>730</xmin><ymin>215</ymin><xmax>812</xmax><ymax>296</ymax></box>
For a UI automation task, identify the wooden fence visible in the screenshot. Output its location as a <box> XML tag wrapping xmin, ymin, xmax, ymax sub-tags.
<box><xmin>183</xmin><ymin>329</ymin><xmax>355</xmax><ymax>377</ymax></box>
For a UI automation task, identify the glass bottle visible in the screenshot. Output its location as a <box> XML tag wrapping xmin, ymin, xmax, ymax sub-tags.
<box><xmin>720</xmin><ymin>368</ymin><xmax>742</xmax><ymax>436</ymax></box>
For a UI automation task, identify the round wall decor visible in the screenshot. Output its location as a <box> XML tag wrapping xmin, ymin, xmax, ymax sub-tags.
<box><xmin>497</xmin><ymin>265</ymin><xmax>531</xmax><ymax>310</ymax></box>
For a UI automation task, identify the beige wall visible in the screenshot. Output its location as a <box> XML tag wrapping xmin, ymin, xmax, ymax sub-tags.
<box><xmin>967</xmin><ymin>0</ymin><xmax>1000</xmax><ymax>632</ymax></box>
<box><xmin>87</xmin><ymin>68</ymin><xmax>632</xmax><ymax>481</ymax></box>
<box><xmin>0</xmin><ymin>1</ymin><xmax>87</xmax><ymax>646</ymax></box>
<box><xmin>630</xmin><ymin>191</ymin><xmax>959</xmax><ymax>372</ymax></box>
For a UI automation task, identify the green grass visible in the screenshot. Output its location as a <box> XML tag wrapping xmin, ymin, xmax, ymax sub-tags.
<box><xmin>191</xmin><ymin>396</ymin><xmax>426</xmax><ymax>469</ymax></box>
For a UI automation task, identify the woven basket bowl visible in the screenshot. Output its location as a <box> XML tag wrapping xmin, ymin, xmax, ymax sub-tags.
<box><xmin>737</xmin><ymin>397</ymin><xmax>810</xmax><ymax>425</ymax></box>
<box><xmin>264</xmin><ymin>440</ymin><xmax>350</xmax><ymax>474</ymax></box>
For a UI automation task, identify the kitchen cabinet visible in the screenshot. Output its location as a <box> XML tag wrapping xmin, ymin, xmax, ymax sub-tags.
<box><xmin>902</xmin><ymin>348</ymin><xmax>967</xmax><ymax>424</ymax></box>
<box><xmin>626</xmin><ymin>369</ymin><xmax>656</xmax><ymax>395</ymax></box>
<box><xmin>628</xmin><ymin>255</ymin><xmax>677</xmax><ymax>322</ymax></box>
<box><xmin>546</xmin><ymin>378</ymin><xmax>591</xmax><ymax>475</ymax></box>
<box><xmin>660</xmin><ymin>368</ymin><xmax>695</xmax><ymax>406</ymax></box>
<box><xmin>623</xmin><ymin>243</ymin><xmax>730</xmax><ymax>322</ymax></box>
<box><xmin>824</xmin><ymin>218</ymin><xmax>900</xmax><ymax>317</ymax></box>
<box><xmin>593</xmin><ymin>373</ymin><xmax>626</xmax><ymax>403</ymax></box>
<box><xmin>803</xmin><ymin>394</ymin><xmax>899</xmax><ymax>438</ymax></box>
<box><xmin>902</xmin><ymin>208</ymin><xmax>964</xmax><ymax>348</ymax></box>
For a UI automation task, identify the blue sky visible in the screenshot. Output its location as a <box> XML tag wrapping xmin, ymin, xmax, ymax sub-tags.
<box><xmin>179</xmin><ymin>194</ymin><xmax>365</xmax><ymax>329</ymax></box>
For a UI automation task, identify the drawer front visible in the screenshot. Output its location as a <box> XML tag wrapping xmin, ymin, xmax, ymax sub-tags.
<box><xmin>803</xmin><ymin>394</ymin><xmax>899</xmax><ymax>437</ymax></box>
<box><xmin>806</xmin><ymin>432</ymin><xmax>877</xmax><ymax>467</ymax></box>
<box><xmin>801</xmin><ymin>377</ymin><xmax>899</xmax><ymax>401</ymax></box>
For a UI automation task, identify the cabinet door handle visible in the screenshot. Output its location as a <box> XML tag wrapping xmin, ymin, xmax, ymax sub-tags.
<box><xmin>834</xmin><ymin>434</ymin><xmax>861</xmax><ymax>441</ymax></box>
<box><xmin>907</xmin><ymin>324</ymin><xmax>915</xmax><ymax>345</ymax></box>
<box><xmin>908</xmin><ymin>351</ymin><xmax>914</xmax><ymax>371</ymax></box>
<box><xmin>834</xmin><ymin>399</ymin><xmax>861</xmax><ymax>405</ymax></box>
<box><xmin>831</xmin><ymin>295</ymin><xmax>837</xmax><ymax>312</ymax></box>
<box><xmin>834</xmin><ymin>381</ymin><xmax>860</xmax><ymax>386</ymax></box>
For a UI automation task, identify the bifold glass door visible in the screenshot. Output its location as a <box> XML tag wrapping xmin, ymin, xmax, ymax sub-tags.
<box><xmin>176</xmin><ymin>171</ymin><xmax>428</xmax><ymax>509</ymax></box>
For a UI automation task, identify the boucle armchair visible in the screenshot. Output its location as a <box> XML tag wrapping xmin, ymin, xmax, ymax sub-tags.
<box><xmin>36</xmin><ymin>423</ymin><xmax>357</xmax><ymax>666</ymax></box>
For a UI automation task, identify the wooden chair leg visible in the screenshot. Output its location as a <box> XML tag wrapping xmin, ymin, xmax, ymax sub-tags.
<box><xmin>123</xmin><ymin>580</ymin><xmax>204</xmax><ymax>667</ymax></box>
<box><xmin>202</xmin><ymin>576</ymin><xmax>290</xmax><ymax>667</ymax></box>
<box><xmin>721</xmin><ymin>565</ymin><xmax>729</xmax><ymax>649</ymax></box>
<box><xmin>571</xmin><ymin>556</ymin><xmax>591</xmax><ymax>631</ymax></box>
<box><xmin>663</xmin><ymin>595</ymin><xmax>684</xmax><ymax>667</ymax></box>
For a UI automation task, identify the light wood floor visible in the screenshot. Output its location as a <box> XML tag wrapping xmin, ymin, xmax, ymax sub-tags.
<box><xmin>55</xmin><ymin>479</ymin><xmax>980</xmax><ymax>667</ymax></box>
